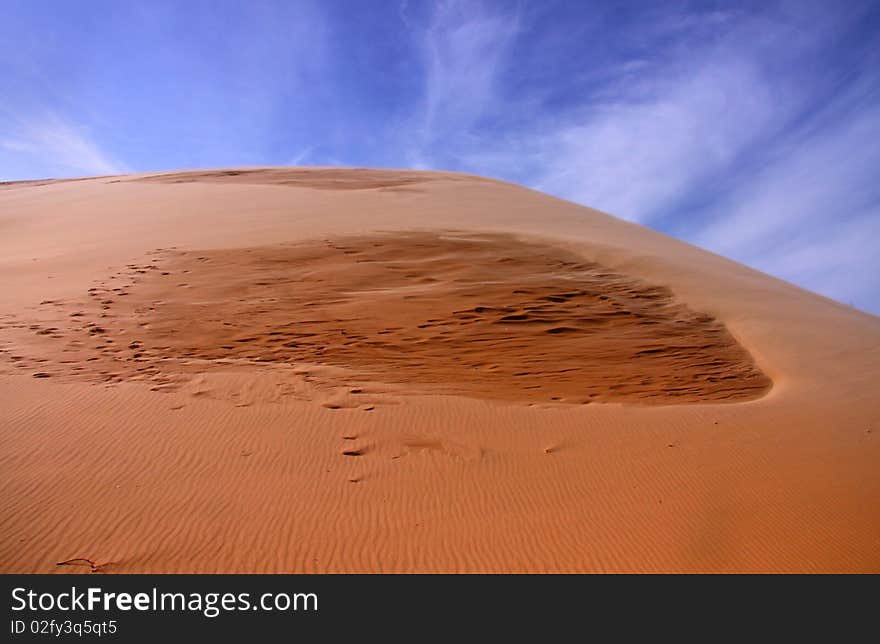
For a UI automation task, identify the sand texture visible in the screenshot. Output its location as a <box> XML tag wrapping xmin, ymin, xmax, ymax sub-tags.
<box><xmin>1</xmin><ymin>168</ymin><xmax>878</xmax><ymax>572</ymax></box>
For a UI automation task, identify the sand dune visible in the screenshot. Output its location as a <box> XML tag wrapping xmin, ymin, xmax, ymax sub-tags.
<box><xmin>1</xmin><ymin>168</ymin><xmax>878</xmax><ymax>572</ymax></box>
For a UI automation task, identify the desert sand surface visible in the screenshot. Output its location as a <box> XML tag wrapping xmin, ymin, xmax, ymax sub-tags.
<box><xmin>1</xmin><ymin>167</ymin><xmax>878</xmax><ymax>573</ymax></box>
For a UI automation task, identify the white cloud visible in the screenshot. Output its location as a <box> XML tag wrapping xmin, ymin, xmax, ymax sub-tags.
<box><xmin>0</xmin><ymin>112</ymin><xmax>127</xmax><ymax>180</ymax></box>
<box><xmin>533</xmin><ymin>55</ymin><xmax>785</xmax><ymax>222</ymax></box>
<box><xmin>693</xmin><ymin>94</ymin><xmax>880</xmax><ymax>311</ymax></box>
<box><xmin>697</xmin><ymin>92</ymin><xmax>880</xmax><ymax>252</ymax></box>
<box><xmin>410</xmin><ymin>0</ymin><xmax>518</xmax><ymax>161</ymax></box>
<box><xmin>760</xmin><ymin>214</ymin><xmax>880</xmax><ymax>309</ymax></box>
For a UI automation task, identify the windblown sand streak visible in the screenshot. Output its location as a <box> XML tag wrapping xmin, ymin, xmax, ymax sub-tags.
<box><xmin>0</xmin><ymin>167</ymin><xmax>877</xmax><ymax>572</ymax></box>
<box><xmin>3</xmin><ymin>231</ymin><xmax>769</xmax><ymax>404</ymax></box>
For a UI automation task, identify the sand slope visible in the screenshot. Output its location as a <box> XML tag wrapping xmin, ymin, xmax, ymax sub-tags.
<box><xmin>1</xmin><ymin>168</ymin><xmax>878</xmax><ymax>573</ymax></box>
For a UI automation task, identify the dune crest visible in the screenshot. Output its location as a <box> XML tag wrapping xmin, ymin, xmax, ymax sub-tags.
<box><xmin>131</xmin><ymin>167</ymin><xmax>449</xmax><ymax>191</ymax></box>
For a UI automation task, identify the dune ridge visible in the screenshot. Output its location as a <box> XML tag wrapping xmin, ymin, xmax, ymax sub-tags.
<box><xmin>132</xmin><ymin>167</ymin><xmax>472</xmax><ymax>190</ymax></box>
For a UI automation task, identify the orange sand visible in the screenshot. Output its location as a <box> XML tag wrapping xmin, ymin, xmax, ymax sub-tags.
<box><xmin>1</xmin><ymin>168</ymin><xmax>878</xmax><ymax>572</ymax></box>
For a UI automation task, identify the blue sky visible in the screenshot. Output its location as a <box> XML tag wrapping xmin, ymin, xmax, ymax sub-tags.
<box><xmin>2</xmin><ymin>1</ymin><xmax>879</xmax><ymax>314</ymax></box>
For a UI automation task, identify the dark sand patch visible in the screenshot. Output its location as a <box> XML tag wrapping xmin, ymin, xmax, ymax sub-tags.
<box><xmin>14</xmin><ymin>231</ymin><xmax>771</xmax><ymax>404</ymax></box>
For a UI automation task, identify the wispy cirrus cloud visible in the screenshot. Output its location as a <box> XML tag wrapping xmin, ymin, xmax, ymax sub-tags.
<box><xmin>0</xmin><ymin>0</ymin><xmax>331</xmax><ymax>180</ymax></box>
<box><xmin>694</xmin><ymin>77</ymin><xmax>880</xmax><ymax>309</ymax></box>
<box><xmin>502</xmin><ymin>7</ymin><xmax>834</xmax><ymax>226</ymax></box>
<box><xmin>404</xmin><ymin>0</ymin><xmax>519</xmax><ymax>167</ymax></box>
<box><xmin>0</xmin><ymin>112</ymin><xmax>128</xmax><ymax>181</ymax></box>
<box><xmin>532</xmin><ymin>55</ymin><xmax>785</xmax><ymax>223</ymax></box>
